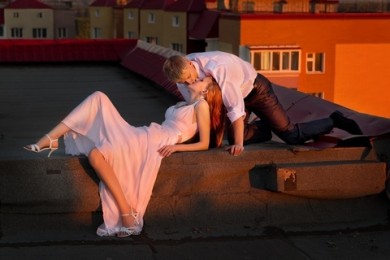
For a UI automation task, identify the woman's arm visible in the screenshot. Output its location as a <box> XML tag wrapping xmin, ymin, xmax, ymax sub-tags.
<box><xmin>158</xmin><ymin>99</ymin><xmax>210</xmax><ymax>157</ymax></box>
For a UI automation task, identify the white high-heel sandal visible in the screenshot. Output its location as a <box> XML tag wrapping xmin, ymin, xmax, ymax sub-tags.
<box><xmin>24</xmin><ymin>134</ymin><xmax>58</xmax><ymax>158</ymax></box>
<box><xmin>117</xmin><ymin>209</ymin><xmax>141</xmax><ymax>238</ymax></box>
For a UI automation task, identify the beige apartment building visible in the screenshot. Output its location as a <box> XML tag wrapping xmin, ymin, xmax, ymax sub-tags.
<box><xmin>123</xmin><ymin>0</ymin><xmax>142</xmax><ymax>39</ymax></box>
<box><xmin>4</xmin><ymin>0</ymin><xmax>54</xmax><ymax>39</ymax></box>
<box><xmin>138</xmin><ymin>1</ymin><xmax>167</xmax><ymax>46</ymax></box>
<box><xmin>3</xmin><ymin>0</ymin><xmax>77</xmax><ymax>39</ymax></box>
<box><xmin>89</xmin><ymin>0</ymin><xmax>116</xmax><ymax>39</ymax></box>
<box><xmin>162</xmin><ymin>0</ymin><xmax>205</xmax><ymax>53</ymax></box>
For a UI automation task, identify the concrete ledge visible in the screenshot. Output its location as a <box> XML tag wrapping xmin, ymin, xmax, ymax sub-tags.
<box><xmin>250</xmin><ymin>161</ymin><xmax>386</xmax><ymax>199</ymax></box>
<box><xmin>1</xmin><ymin>143</ymin><xmax>389</xmax><ymax>239</ymax></box>
<box><xmin>0</xmin><ymin>144</ymin><xmax>384</xmax><ymax>212</ymax></box>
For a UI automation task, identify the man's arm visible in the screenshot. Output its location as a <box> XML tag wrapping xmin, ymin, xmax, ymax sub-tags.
<box><xmin>225</xmin><ymin>116</ymin><xmax>245</xmax><ymax>156</ymax></box>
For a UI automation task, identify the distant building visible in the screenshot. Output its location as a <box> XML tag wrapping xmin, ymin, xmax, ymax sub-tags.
<box><xmin>4</xmin><ymin>0</ymin><xmax>76</xmax><ymax>39</ymax></box>
<box><xmin>124</xmin><ymin>0</ymin><xmax>215</xmax><ymax>54</ymax></box>
<box><xmin>217</xmin><ymin>11</ymin><xmax>390</xmax><ymax>117</ymax></box>
<box><xmin>162</xmin><ymin>0</ymin><xmax>205</xmax><ymax>53</ymax></box>
<box><xmin>123</xmin><ymin>0</ymin><xmax>143</xmax><ymax>39</ymax></box>
<box><xmin>5</xmin><ymin>0</ymin><xmax>54</xmax><ymax>39</ymax></box>
<box><xmin>0</xmin><ymin>8</ymin><xmax>4</xmax><ymax>38</ymax></box>
<box><xmin>89</xmin><ymin>0</ymin><xmax>125</xmax><ymax>39</ymax></box>
<box><xmin>138</xmin><ymin>0</ymin><xmax>172</xmax><ymax>46</ymax></box>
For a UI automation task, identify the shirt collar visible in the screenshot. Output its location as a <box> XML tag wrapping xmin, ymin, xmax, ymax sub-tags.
<box><xmin>191</xmin><ymin>61</ymin><xmax>205</xmax><ymax>80</ymax></box>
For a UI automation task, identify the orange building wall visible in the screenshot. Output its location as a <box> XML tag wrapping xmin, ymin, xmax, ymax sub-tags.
<box><xmin>334</xmin><ymin>44</ymin><xmax>390</xmax><ymax>118</ymax></box>
<box><xmin>221</xmin><ymin>14</ymin><xmax>390</xmax><ymax>104</ymax></box>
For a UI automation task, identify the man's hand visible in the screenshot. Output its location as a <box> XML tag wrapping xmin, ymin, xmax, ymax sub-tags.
<box><xmin>226</xmin><ymin>117</ymin><xmax>245</xmax><ymax>156</ymax></box>
<box><xmin>225</xmin><ymin>144</ymin><xmax>244</xmax><ymax>156</ymax></box>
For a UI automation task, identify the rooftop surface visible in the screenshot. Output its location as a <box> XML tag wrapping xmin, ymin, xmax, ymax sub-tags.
<box><xmin>1</xmin><ymin>63</ymin><xmax>390</xmax><ymax>259</ymax></box>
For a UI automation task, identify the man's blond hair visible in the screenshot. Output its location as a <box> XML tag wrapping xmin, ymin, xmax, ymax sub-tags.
<box><xmin>162</xmin><ymin>55</ymin><xmax>188</xmax><ymax>82</ymax></box>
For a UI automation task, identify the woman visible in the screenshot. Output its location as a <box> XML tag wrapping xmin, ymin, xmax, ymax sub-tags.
<box><xmin>24</xmin><ymin>76</ymin><xmax>224</xmax><ymax>237</ymax></box>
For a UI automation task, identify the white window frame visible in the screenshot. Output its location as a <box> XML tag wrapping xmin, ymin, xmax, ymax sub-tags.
<box><xmin>171</xmin><ymin>43</ymin><xmax>183</xmax><ymax>53</ymax></box>
<box><xmin>32</xmin><ymin>28</ymin><xmax>47</xmax><ymax>38</ymax></box>
<box><xmin>172</xmin><ymin>16</ymin><xmax>179</xmax><ymax>27</ymax></box>
<box><xmin>250</xmin><ymin>48</ymin><xmax>301</xmax><ymax>73</ymax></box>
<box><xmin>127</xmin><ymin>11</ymin><xmax>134</xmax><ymax>20</ymax></box>
<box><xmin>306</xmin><ymin>52</ymin><xmax>325</xmax><ymax>73</ymax></box>
<box><xmin>93</xmin><ymin>27</ymin><xmax>101</xmax><ymax>39</ymax></box>
<box><xmin>57</xmin><ymin>27</ymin><xmax>67</xmax><ymax>39</ymax></box>
<box><xmin>145</xmin><ymin>36</ymin><xmax>158</xmax><ymax>44</ymax></box>
<box><xmin>127</xmin><ymin>31</ymin><xmax>135</xmax><ymax>38</ymax></box>
<box><xmin>13</xmin><ymin>12</ymin><xmax>19</xmax><ymax>18</ymax></box>
<box><xmin>11</xmin><ymin>28</ymin><xmax>23</xmax><ymax>38</ymax></box>
<box><xmin>95</xmin><ymin>9</ymin><xmax>100</xmax><ymax>17</ymax></box>
<box><xmin>148</xmin><ymin>12</ymin><xmax>155</xmax><ymax>23</ymax></box>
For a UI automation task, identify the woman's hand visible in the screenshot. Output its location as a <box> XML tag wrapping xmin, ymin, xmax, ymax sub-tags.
<box><xmin>158</xmin><ymin>145</ymin><xmax>178</xmax><ymax>157</ymax></box>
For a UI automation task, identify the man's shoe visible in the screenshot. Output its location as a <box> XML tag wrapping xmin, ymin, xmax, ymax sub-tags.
<box><xmin>330</xmin><ymin>111</ymin><xmax>363</xmax><ymax>135</ymax></box>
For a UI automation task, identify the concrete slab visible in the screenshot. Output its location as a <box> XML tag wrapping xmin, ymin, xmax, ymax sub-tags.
<box><xmin>251</xmin><ymin>161</ymin><xmax>386</xmax><ymax>199</ymax></box>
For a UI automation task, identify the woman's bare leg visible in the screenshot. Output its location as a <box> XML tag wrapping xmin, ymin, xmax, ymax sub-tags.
<box><xmin>88</xmin><ymin>148</ymin><xmax>136</xmax><ymax>228</ymax></box>
<box><xmin>29</xmin><ymin>122</ymin><xmax>70</xmax><ymax>149</ymax></box>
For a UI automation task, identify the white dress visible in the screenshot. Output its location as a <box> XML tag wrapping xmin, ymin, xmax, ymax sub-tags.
<box><xmin>62</xmin><ymin>91</ymin><xmax>199</xmax><ymax>236</ymax></box>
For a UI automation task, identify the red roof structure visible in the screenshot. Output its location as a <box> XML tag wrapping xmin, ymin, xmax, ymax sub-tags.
<box><xmin>90</xmin><ymin>0</ymin><xmax>118</xmax><ymax>7</ymax></box>
<box><xmin>189</xmin><ymin>10</ymin><xmax>220</xmax><ymax>39</ymax></box>
<box><xmin>6</xmin><ymin>0</ymin><xmax>52</xmax><ymax>9</ymax></box>
<box><xmin>121</xmin><ymin>41</ymin><xmax>183</xmax><ymax>99</ymax></box>
<box><xmin>0</xmin><ymin>39</ymin><xmax>137</xmax><ymax>62</ymax></box>
<box><xmin>141</xmin><ymin>0</ymin><xmax>175</xmax><ymax>9</ymax></box>
<box><xmin>125</xmin><ymin>0</ymin><xmax>145</xmax><ymax>8</ymax></box>
<box><xmin>164</xmin><ymin>0</ymin><xmax>205</xmax><ymax>12</ymax></box>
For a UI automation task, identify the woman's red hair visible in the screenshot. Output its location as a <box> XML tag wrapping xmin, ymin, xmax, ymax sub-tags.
<box><xmin>205</xmin><ymin>80</ymin><xmax>225</xmax><ymax>148</ymax></box>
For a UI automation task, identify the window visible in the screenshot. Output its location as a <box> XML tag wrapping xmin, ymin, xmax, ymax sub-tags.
<box><xmin>148</xmin><ymin>13</ymin><xmax>155</xmax><ymax>23</ymax></box>
<box><xmin>93</xmin><ymin>27</ymin><xmax>101</xmax><ymax>38</ymax></box>
<box><xmin>306</xmin><ymin>53</ymin><xmax>325</xmax><ymax>73</ymax></box>
<box><xmin>127</xmin><ymin>31</ymin><xmax>135</xmax><ymax>38</ymax></box>
<box><xmin>13</xmin><ymin>12</ymin><xmax>19</xmax><ymax>18</ymax></box>
<box><xmin>251</xmin><ymin>49</ymin><xmax>300</xmax><ymax>72</ymax></box>
<box><xmin>242</xmin><ymin>1</ymin><xmax>255</xmax><ymax>12</ymax></box>
<box><xmin>37</xmin><ymin>12</ymin><xmax>43</xmax><ymax>18</ymax></box>
<box><xmin>32</xmin><ymin>28</ymin><xmax>47</xmax><ymax>38</ymax></box>
<box><xmin>172</xmin><ymin>16</ymin><xmax>179</xmax><ymax>27</ymax></box>
<box><xmin>145</xmin><ymin>36</ymin><xmax>158</xmax><ymax>44</ymax></box>
<box><xmin>95</xmin><ymin>10</ymin><xmax>100</xmax><ymax>17</ymax></box>
<box><xmin>11</xmin><ymin>28</ymin><xmax>23</xmax><ymax>38</ymax></box>
<box><xmin>57</xmin><ymin>28</ymin><xmax>67</xmax><ymax>38</ymax></box>
<box><xmin>273</xmin><ymin>0</ymin><xmax>286</xmax><ymax>13</ymax></box>
<box><xmin>171</xmin><ymin>43</ymin><xmax>183</xmax><ymax>53</ymax></box>
<box><xmin>127</xmin><ymin>11</ymin><xmax>134</xmax><ymax>20</ymax></box>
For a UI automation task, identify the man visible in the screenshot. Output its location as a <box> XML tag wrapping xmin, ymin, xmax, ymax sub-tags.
<box><xmin>163</xmin><ymin>51</ymin><xmax>362</xmax><ymax>156</ymax></box>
